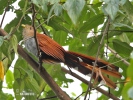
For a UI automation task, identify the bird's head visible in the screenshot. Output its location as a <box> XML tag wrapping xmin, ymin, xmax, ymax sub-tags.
<box><xmin>21</xmin><ymin>24</ymin><xmax>35</xmax><ymax>40</ymax></box>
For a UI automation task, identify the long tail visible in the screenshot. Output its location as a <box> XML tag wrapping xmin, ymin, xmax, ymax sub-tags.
<box><xmin>64</xmin><ymin>51</ymin><xmax>121</xmax><ymax>89</ymax></box>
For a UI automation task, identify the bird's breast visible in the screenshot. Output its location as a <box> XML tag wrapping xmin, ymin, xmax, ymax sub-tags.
<box><xmin>24</xmin><ymin>38</ymin><xmax>38</xmax><ymax>56</ymax></box>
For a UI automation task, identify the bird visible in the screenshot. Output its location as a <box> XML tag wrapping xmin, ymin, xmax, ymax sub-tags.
<box><xmin>22</xmin><ymin>24</ymin><xmax>121</xmax><ymax>89</ymax></box>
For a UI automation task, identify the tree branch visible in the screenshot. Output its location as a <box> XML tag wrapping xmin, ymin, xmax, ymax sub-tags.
<box><xmin>0</xmin><ymin>28</ymin><xmax>71</xmax><ymax>100</ymax></box>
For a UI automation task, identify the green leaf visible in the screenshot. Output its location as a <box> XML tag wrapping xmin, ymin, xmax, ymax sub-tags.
<box><xmin>69</xmin><ymin>38</ymin><xmax>82</xmax><ymax>52</ymax></box>
<box><xmin>128</xmin><ymin>86</ymin><xmax>133</xmax><ymax>99</ymax></box>
<box><xmin>102</xmin><ymin>0</ymin><xmax>119</xmax><ymax>20</ymax></box>
<box><xmin>119</xmin><ymin>33</ymin><xmax>130</xmax><ymax>44</ymax></box>
<box><xmin>0</xmin><ymin>40</ymin><xmax>9</xmax><ymax>57</ymax></box>
<box><xmin>87</xmin><ymin>36</ymin><xmax>103</xmax><ymax>56</ymax></box>
<box><xmin>20</xmin><ymin>67</ymin><xmax>33</xmax><ymax>79</ymax></box>
<box><xmin>31</xmin><ymin>0</ymin><xmax>38</xmax><ymax>5</ymax></box>
<box><xmin>25</xmin><ymin>77</ymin><xmax>40</xmax><ymax>94</ymax></box>
<box><xmin>13</xmin><ymin>79</ymin><xmax>23</xmax><ymax>100</ymax></box>
<box><xmin>80</xmin><ymin>83</ymin><xmax>88</xmax><ymax>92</ymax></box>
<box><xmin>79</xmin><ymin>13</ymin><xmax>104</xmax><ymax>33</ymax></box>
<box><xmin>63</xmin><ymin>0</ymin><xmax>85</xmax><ymax>25</ymax></box>
<box><xmin>41</xmin><ymin>1</ymin><xmax>48</xmax><ymax>13</ymax></box>
<box><xmin>98</xmin><ymin>95</ymin><xmax>108</xmax><ymax>100</ymax></box>
<box><xmin>53</xmin><ymin>31</ymin><xmax>67</xmax><ymax>45</ymax></box>
<box><xmin>33</xmin><ymin>72</ymin><xmax>46</xmax><ymax>91</ymax></box>
<box><xmin>113</xmin><ymin>39</ymin><xmax>133</xmax><ymax>57</ymax></box>
<box><xmin>0</xmin><ymin>91</ymin><xmax>14</xmax><ymax>100</ymax></box>
<box><xmin>123</xmin><ymin>0</ymin><xmax>133</xmax><ymax>22</ymax></box>
<box><xmin>0</xmin><ymin>36</ymin><xmax>4</xmax><ymax>47</ymax></box>
<box><xmin>120</xmin><ymin>0</ymin><xmax>126</xmax><ymax>5</ymax></box>
<box><xmin>48</xmin><ymin>17</ymin><xmax>70</xmax><ymax>33</ymax></box>
<box><xmin>122</xmin><ymin>80</ymin><xmax>133</xmax><ymax>100</ymax></box>
<box><xmin>6</xmin><ymin>70</ymin><xmax>14</xmax><ymax>89</ymax></box>
<box><xmin>14</xmin><ymin>58</ymin><xmax>34</xmax><ymax>79</ymax></box>
<box><xmin>113</xmin><ymin>23</ymin><xmax>133</xmax><ymax>30</ymax></box>
<box><xmin>10</xmin><ymin>35</ymin><xmax>18</xmax><ymax>54</ymax></box>
<box><xmin>54</xmin><ymin>3</ymin><xmax>63</xmax><ymax>16</ymax></box>
<box><xmin>0</xmin><ymin>0</ymin><xmax>16</xmax><ymax>14</ymax></box>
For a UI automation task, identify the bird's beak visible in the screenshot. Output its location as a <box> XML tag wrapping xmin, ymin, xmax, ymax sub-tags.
<box><xmin>21</xmin><ymin>24</ymin><xmax>25</xmax><ymax>28</ymax></box>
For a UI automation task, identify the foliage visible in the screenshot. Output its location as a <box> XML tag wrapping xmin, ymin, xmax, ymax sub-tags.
<box><xmin>0</xmin><ymin>0</ymin><xmax>133</xmax><ymax>100</ymax></box>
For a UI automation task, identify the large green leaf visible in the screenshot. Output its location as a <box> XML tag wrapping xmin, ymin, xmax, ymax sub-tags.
<box><xmin>128</xmin><ymin>86</ymin><xmax>133</xmax><ymax>99</ymax></box>
<box><xmin>53</xmin><ymin>31</ymin><xmax>67</xmax><ymax>45</ymax></box>
<box><xmin>87</xmin><ymin>36</ymin><xmax>103</xmax><ymax>56</ymax></box>
<box><xmin>13</xmin><ymin>79</ymin><xmax>24</xmax><ymax>100</ymax></box>
<box><xmin>33</xmin><ymin>72</ymin><xmax>46</xmax><ymax>92</ymax></box>
<box><xmin>102</xmin><ymin>0</ymin><xmax>119</xmax><ymax>20</ymax></box>
<box><xmin>25</xmin><ymin>77</ymin><xmax>41</xmax><ymax>94</ymax></box>
<box><xmin>54</xmin><ymin>3</ymin><xmax>63</xmax><ymax>16</ymax></box>
<box><xmin>69</xmin><ymin>38</ymin><xmax>82</xmax><ymax>52</ymax></box>
<box><xmin>14</xmin><ymin>58</ymin><xmax>32</xmax><ymax>79</ymax></box>
<box><xmin>0</xmin><ymin>40</ymin><xmax>9</xmax><ymax>57</ymax></box>
<box><xmin>0</xmin><ymin>0</ymin><xmax>16</xmax><ymax>14</ymax></box>
<box><xmin>122</xmin><ymin>0</ymin><xmax>133</xmax><ymax>22</ymax></box>
<box><xmin>80</xmin><ymin>83</ymin><xmax>88</xmax><ymax>92</ymax></box>
<box><xmin>0</xmin><ymin>91</ymin><xmax>14</xmax><ymax>100</ymax></box>
<box><xmin>113</xmin><ymin>23</ymin><xmax>133</xmax><ymax>30</ymax></box>
<box><xmin>113</xmin><ymin>39</ymin><xmax>133</xmax><ymax>57</ymax></box>
<box><xmin>48</xmin><ymin>17</ymin><xmax>70</xmax><ymax>33</ymax></box>
<box><xmin>79</xmin><ymin>13</ymin><xmax>104</xmax><ymax>33</ymax></box>
<box><xmin>63</xmin><ymin>0</ymin><xmax>85</xmax><ymax>25</ymax></box>
<box><xmin>6</xmin><ymin>70</ymin><xmax>14</xmax><ymax>89</ymax></box>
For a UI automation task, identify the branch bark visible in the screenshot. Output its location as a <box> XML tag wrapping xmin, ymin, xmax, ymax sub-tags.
<box><xmin>0</xmin><ymin>28</ymin><xmax>71</xmax><ymax>100</ymax></box>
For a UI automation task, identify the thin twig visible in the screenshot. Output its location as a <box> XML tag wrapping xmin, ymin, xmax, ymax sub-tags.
<box><xmin>105</xmin><ymin>44</ymin><xmax>130</xmax><ymax>66</ymax></box>
<box><xmin>31</xmin><ymin>3</ymin><xmax>43</xmax><ymax>71</ymax></box>
<box><xmin>84</xmin><ymin>16</ymin><xmax>111</xmax><ymax>100</ymax></box>
<box><xmin>0</xmin><ymin>0</ymin><xmax>11</xmax><ymax>28</ymax></box>
<box><xmin>74</xmin><ymin>91</ymin><xmax>86</xmax><ymax>100</ymax></box>
<box><xmin>36</xmin><ymin>17</ymin><xmax>49</xmax><ymax>36</ymax></box>
<box><xmin>36</xmin><ymin>14</ymin><xmax>55</xmax><ymax>29</ymax></box>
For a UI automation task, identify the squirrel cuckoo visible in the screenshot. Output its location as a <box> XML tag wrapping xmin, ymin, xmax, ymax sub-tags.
<box><xmin>22</xmin><ymin>24</ymin><xmax>121</xmax><ymax>89</ymax></box>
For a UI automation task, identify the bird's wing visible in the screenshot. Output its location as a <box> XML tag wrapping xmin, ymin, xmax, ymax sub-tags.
<box><xmin>37</xmin><ymin>33</ymin><xmax>65</xmax><ymax>62</ymax></box>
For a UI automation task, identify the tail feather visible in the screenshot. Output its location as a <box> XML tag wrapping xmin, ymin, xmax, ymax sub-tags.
<box><xmin>68</xmin><ymin>51</ymin><xmax>117</xmax><ymax>70</ymax></box>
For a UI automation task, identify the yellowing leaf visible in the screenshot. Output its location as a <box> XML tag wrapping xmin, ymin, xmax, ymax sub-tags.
<box><xmin>0</xmin><ymin>61</ymin><xmax>4</xmax><ymax>81</ymax></box>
